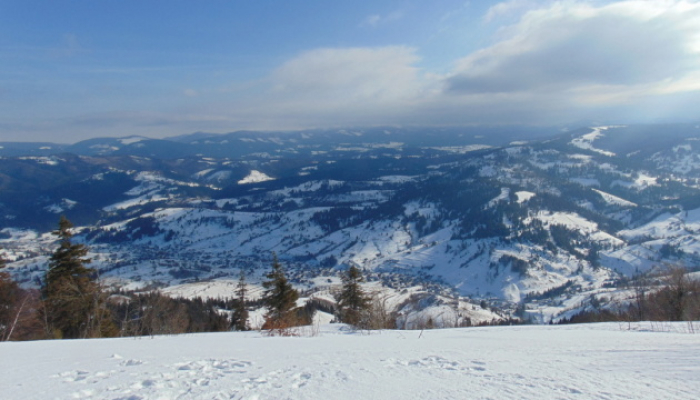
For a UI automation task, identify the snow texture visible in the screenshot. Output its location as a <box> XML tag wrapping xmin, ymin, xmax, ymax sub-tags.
<box><xmin>515</xmin><ymin>191</ymin><xmax>535</xmax><ymax>203</ymax></box>
<box><xmin>592</xmin><ymin>189</ymin><xmax>637</xmax><ymax>207</ymax></box>
<box><xmin>238</xmin><ymin>170</ymin><xmax>275</xmax><ymax>185</ymax></box>
<box><xmin>570</xmin><ymin>127</ymin><xmax>616</xmax><ymax>157</ymax></box>
<box><xmin>119</xmin><ymin>136</ymin><xmax>148</xmax><ymax>145</ymax></box>
<box><xmin>1</xmin><ymin>323</ymin><xmax>699</xmax><ymax>400</ymax></box>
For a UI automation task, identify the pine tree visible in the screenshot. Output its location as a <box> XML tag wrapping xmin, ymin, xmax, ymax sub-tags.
<box><xmin>43</xmin><ymin>216</ymin><xmax>114</xmax><ymax>339</ymax></box>
<box><xmin>261</xmin><ymin>253</ymin><xmax>299</xmax><ymax>329</ymax></box>
<box><xmin>230</xmin><ymin>271</ymin><xmax>250</xmax><ymax>331</ymax></box>
<box><xmin>336</xmin><ymin>265</ymin><xmax>370</xmax><ymax>327</ymax></box>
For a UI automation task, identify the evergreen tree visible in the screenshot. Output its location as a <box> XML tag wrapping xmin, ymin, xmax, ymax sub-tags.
<box><xmin>45</xmin><ymin>216</ymin><xmax>93</xmax><ymax>287</ymax></box>
<box><xmin>230</xmin><ymin>271</ymin><xmax>250</xmax><ymax>331</ymax></box>
<box><xmin>336</xmin><ymin>265</ymin><xmax>370</xmax><ymax>327</ymax></box>
<box><xmin>261</xmin><ymin>253</ymin><xmax>299</xmax><ymax>329</ymax></box>
<box><xmin>43</xmin><ymin>216</ymin><xmax>114</xmax><ymax>339</ymax></box>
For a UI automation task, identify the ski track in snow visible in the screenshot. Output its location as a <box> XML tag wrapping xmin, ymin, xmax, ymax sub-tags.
<box><xmin>2</xmin><ymin>323</ymin><xmax>699</xmax><ymax>400</ymax></box>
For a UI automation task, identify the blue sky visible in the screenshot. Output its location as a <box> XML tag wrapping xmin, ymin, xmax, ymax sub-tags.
<box><xmin>2</xmin><ymin>0</ymin><xmax>700</xmax><ymax>143</ymax></box>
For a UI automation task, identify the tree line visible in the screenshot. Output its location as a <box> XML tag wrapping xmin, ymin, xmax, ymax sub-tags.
<box><xmin>559</xmin><ymin>265</ymin><xmax>700</xmax><ymax>325</ymax></box>
<box><xmin>0</xmin><ymin>216</ymin><xmax>379</xmax><ymax>341</ymax></box>
<box><xmin>6</xmin><ymin>217</ymin><xmax>698</xmax><ymax>341</ymax></box>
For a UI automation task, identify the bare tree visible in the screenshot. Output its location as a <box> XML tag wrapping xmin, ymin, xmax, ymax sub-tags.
<box><xmin>363</xmin><ymin>292</ymin><xmax>396</xmax><ymax>330</ymax></box>
<box><xmin>658</xmin><ymin>265</ymin><xmax>700</xmax><ymax>321</ymax></box>
<box><xmin>140</xmin><ymin>293</ymin><xmax>190</xmax><ymax>336</ymax></box>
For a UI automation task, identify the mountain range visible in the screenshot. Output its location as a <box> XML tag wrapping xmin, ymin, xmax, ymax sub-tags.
<box><xmin>2</xmin><ymin>124</ymin><xmax>700</xmax><ymax>323</ymax></box>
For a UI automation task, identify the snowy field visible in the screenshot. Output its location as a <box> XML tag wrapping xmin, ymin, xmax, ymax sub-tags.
<box><xmin>1</xmin><ymin>323</ymin><xmax>699</xmax><ymax>400</ymax></box>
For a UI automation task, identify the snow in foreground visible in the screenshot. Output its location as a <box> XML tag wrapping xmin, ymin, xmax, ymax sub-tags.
<box><xmin>1</xmin><ymin>323</ymin><xmax>699</xmax><ymax>400</ymax></box>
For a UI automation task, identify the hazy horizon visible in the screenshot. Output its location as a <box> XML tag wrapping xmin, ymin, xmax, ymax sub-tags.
<box><xmin>2</xmin><ymin>1</ymin><xmax>700</xmax><ymax>142</ymax></box>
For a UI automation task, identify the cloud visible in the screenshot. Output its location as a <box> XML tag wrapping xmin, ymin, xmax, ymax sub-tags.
<box><xmin>360</xmin><ymin>11</ymin><xmax>404</xmax><ymax>27</ymax></box>
<box><xmin>236</xmin><ymin>46</ymin><xmax>436</xmax><ymax>126</ymax></box>
<box><xmin>483</xmin><ymin>0</ymin><xmax>539</xmax><ymax>23</ymax></box>
<box><xmin>242</xmin><ymin>2</ymin><xmax>700</xmax><ymax>128</ymax></box>
<box><xmin>235</xmin><ymin>1</ymin><xmax>700</xmax><ymax>129</ymax></box>
<box><xmin>269</xmin><ymin>47</ymin><xmax>425</xmax><ymax>101</ymax></box>
<box><xmin>9</xmin><ymin>1</ymin><xmax>700</xmax><ymax>142</ymax></box>
<box><xmin>447</xmin><ymin>1</ymin><xmax>700</xmax><ymax>99</ymax></box>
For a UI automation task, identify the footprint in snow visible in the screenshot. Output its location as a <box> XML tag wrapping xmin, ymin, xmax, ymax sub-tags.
<box><xmin>69</xmin><ymin>389</ymin><xmax>98</xmax><ymax>399</ymax></box>
<box><xmin>120</xmin><ymin>359</ymin><xmax>144</xmax><ymax>367</ymax></box>
<box><xmin>469</xmin><ymin>360</ymin><xmax>487</xmax><ymax>371</ymax></box>
<box><xmin>385</xmin><ymin>356</ymin><xmax>487</xmax><ymax>373</ymax></box>
<box><xmin>53</xmin><ymin>370</ymin><xmax>90</xmax><ymax>382</ymax></box>
<box><xmin>174</xmin><ymin>358</ymin><xmax>252</xmax><ymax>379</ymax></box>
<box><xmin>291</xmin><ymin>372</ymin><xmax>312</xmax><ymax>389</ymax></box>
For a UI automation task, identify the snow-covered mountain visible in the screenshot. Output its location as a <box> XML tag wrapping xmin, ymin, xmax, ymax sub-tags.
<box><xmin>2</xmin><ymin>124</ymin><xmax>700</xmax><ymax>321</ymax></box>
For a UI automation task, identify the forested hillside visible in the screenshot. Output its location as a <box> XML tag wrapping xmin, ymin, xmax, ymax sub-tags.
<box><xmin>2</xmin><ymin>124</ymin><xmax>700</xmax><ymax>322</ymax></box>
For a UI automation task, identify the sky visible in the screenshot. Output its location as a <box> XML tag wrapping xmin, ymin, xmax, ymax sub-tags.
<box><xmin>1</xmin><ymin>0</ymin><xmax>700</xmax><ymax>143</ymax></box>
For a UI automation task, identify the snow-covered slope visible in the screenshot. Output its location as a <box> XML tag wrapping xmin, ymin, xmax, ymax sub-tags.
<box><xmin>1</xmin><ymin>323</ymin><xmax>698</xmax><ymax>400</ymax></box>
<box><xmin>2</xmin><ymin>124</ymin><xmax>700</xmax><ymax>321</ymax></box>
<box><xmin>238</xmin><ymin>170</ymin><xmax>275</xmax><ymax>185</ymax></box>
<box><xmin>570</xmin><ymin>126</ymin><xmax>617</xmax><ymax>157</ymax></box>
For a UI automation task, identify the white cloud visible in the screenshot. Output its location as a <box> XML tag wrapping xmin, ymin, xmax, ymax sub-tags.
<box><xmin>451</xmin><ymin>1</ymin><xmax>700</xmax><ymax>94</ymax></box>
<box><xmin>230</xmin><ymin>46</ymin><xmax>438</xmax><ymax>127</ymax></box>
<box><xmin>219</xmin><ymin>1</ymin><xmax>696</xmax><ymax>129</ymax></box>
<box><xmin>269</xmin><ymin>47</ymin><xmax>426</xmax><ymax>102</ymax></box>
<box><xmin>452</xmin><ymin>1</ymin><xmax>700</xmax><ymax>91</ymax></box>
<box><xmin>436</xmin><ymin>0</ymin><xmax>700</xmax><ymax>123</ymax></box>
<box><xmin>360</xmin><ymin>11</ymin><xmax>404</xmax><ymax>27</ymax></box>
<box><xmin>483</xmin><ymin>0</ymin><xmax>539</xmax><ymax>23</ymax></box>
<box><xmin>10</xmin><ymin>1</ymin><xmax>700</xmax><ymax>141</ymax></box>
<box><xmin>245</xmin><ymin>1</ymin><xmax>700</xmax><ymax>127</ymax></box>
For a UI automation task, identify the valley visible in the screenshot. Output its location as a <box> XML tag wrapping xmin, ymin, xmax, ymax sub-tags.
<box><xmin>2</xmin><ymin>124</ymin><xmax>700</xmax><ymax>324</ymax></box>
